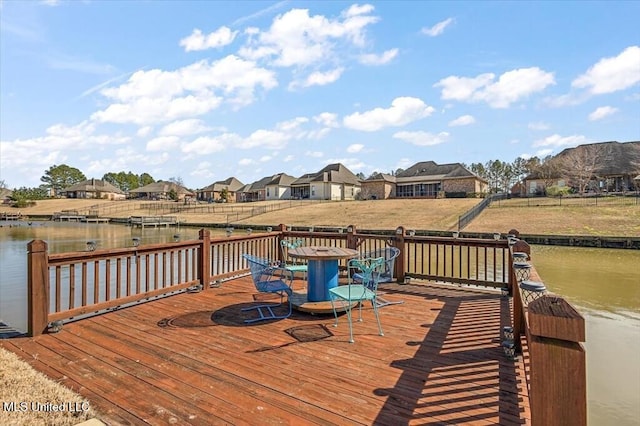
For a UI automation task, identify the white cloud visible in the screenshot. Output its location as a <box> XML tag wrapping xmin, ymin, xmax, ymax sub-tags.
<box><xmin>393</xmin><ymin>131</ymin><xmax>450</xmax><ymax>146</ymax></box>
<box><xmin>305</xmin><ymin>151</ymin><xmax>324</xmax><ymax>158</ymax></box>
<box><xmin>435</xmin><ymin>67</ymin><xmax>555</xmax><ymax>108</ymax></box>
<box><xmin>448</xmin><ymin>114</ymin><xmax>475</xmax><ymax>126</ymax></box>
<box><xmin>588</xmin><ymin>106</ymin><xmax>619</xmax><ymax>121</ymax></box>
<box><xmin>179</xmin><ymin>27</ymin><xmax>238</xmax><ymax>51</ymax></box>
<box><xmin>182</xmin><ymin>134</ymin><xmax>235</xmax><ymax>155</ymax></box>
<box><xmin>238</xmin><ymin>5</ymin><xmax>379</xmax><ymax>67</ymax></box>
<box><xmin>358</xmin><ymin>48</ymin><xmax>398</xmax><ymax>66</ymax></box>
<box><xmin>313</xmin><ymin>112</ymin><xmax>339</xmax><ymax>127</ymax></box>
<box><xmin>572</xmin><ymin>46</ymin><xmax>640</xmax><ymax>94</ymax></box>
<box><xmin>238</xmin><ymin>158</ymin><xmax>255</xmax><ymax>166</ymax></box>
<box><xmin>190</xmin><ymin>161</ymin><xmax>215</xmax><ymax>180</ymax></box>
<box><xmin>421</xmin><ymin>18</ymin><xmax>454</xmax><ymax>37</ymax></box>
<box><xmin>92</xmin><ymin>55</ymin><xmax>277</xmax><ymax>125</ymax></box>
<box><xmin>528</xmin><ymin>121</ymin><xmax>550</xmax><ymax>131</ymax></box>
<box><xmin>137</xmin><ymin>126</ymin><xmax>153</xmax><ymax>137</ymax></box>
<box><xmin>240</xmin><ymin>129</ymin><xmax>290</xmax><ymax>149</ymax></box>
<box><xmin>85</xmin><ymin>147</ymin><xmax>170</xmax><ymax>177</ymax></box>
<box><xmin>343</xmin><ymin>97</ymin><xmax>435</xmax><ymax>131</ymax></box>
<box><xmin>283</xmin><ymin>155</ymin><xmax>294</xmax><ymax>162</ymax></box>
<box><xmin>41</xmin><ymin>0</ymin><xmax>60</xmax><ymax>6</ymax></box>
<box><xmin>147</xmin><ymin>136</ymin><xmax>180</xmax><ymax>151</ymax></box>
<box><xmin>295</xmin><ymin>68</ymin><xmax>344</xmax><ymax>89</ymax></box>
<box><xmin>347</xmin><ymin>144</ymin><xmax>364</xmax><ymax>153</ymax></box>
<box><xmin>159</xmin><ymin>119</ymin><xmax>211</xmax><ymax>136</ymax></box>
<box><xmin>532</xmin><ymin>134</ymin><xmax>589</xmax><ymax>148</ymax></box>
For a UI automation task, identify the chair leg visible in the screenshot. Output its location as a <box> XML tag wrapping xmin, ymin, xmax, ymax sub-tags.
<box><xmin>371</xmin><ymin>300</ymin><xmax>384</xmax><ymax>337</ymax></box>
<box><xmin>242</xmin><ymin>291</ymin><xmax>292</xmax><ymax>323</ymax></box>
<box><xmin>344</xmin><ymin>305</ymin><xmax>355</xmax><ymax>343</ymax></box>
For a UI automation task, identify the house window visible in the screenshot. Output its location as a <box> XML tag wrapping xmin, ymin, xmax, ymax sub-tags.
<box><xmin>311</xmin><ymin>186</ymin><xmax>315</xmax><ymax>196</ymax></box>
<box><xmin>267</xmin><ymin>188</ymin><xmax>270</xmax><ymax>197</ymax></box>
<box><xmin>396</xmin><ymin>185</ymin><xmax>414</xmax><ymax>197</ymax></box>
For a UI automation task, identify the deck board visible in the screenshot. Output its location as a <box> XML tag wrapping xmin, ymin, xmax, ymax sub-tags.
<box><xmin>2</xmin><ymin>277</ymin><xmax>530</xmax><ymax>425</ymax></box>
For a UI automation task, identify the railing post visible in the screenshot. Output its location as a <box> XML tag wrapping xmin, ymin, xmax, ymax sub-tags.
<box><xmin>528</xmin><ymin>296</ymin><xmax>587</xmax><ymax>426</ymax></box>
<box><xmin>277</xmin><ymin>224</ymin><xmax>287</xmax><ymax>264</ymax></box>
<box><xmin>27</xmin><ymin>239</ymin><xmax>49</xmax><ymax>336</ymax></box>
<box><xmin>346</xmin><ymin>224</ymin><xmax>357</xmax><ymax>250</ymax></box>
<box><xmin>394</xmin><ymin>226</ymin><xmax>405</xmax><ymax>282</ymax></box>
<box><xmin>199</xmin><ymin>229</ymin><xmax>211</xmax><ymax>289</ymax></box>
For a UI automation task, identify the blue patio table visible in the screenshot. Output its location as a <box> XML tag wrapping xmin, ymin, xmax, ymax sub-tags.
<box><xmin>287</xmin><ymin>246</ymin><xmax>359</xmax><ymax>302</ymax></box>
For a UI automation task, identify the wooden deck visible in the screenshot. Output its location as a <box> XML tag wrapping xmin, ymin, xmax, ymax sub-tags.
<box><xmin>1</xmin><ymin>277</ymin><xmax>531</xmax><ymax>425</ymax></box>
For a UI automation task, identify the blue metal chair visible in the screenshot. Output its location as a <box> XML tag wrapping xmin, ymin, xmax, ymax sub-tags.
<box><xmin>329</xmin><ymin>257</ymin><xmax>385</xmax><ymax>343</ymax></box>
<box><xmin>242</xmin><ymin>254</ymin><xmax>294</xmax><ymax>323</ymax></box>
<box><xmin>280</xmin><ymin>239</ymin><xmax>308</xmax><ymax>280</ymax></box>
<box><xmin>353</xmin><ymin>247</ymin><xmax>402</xmax><ymax>308</ymax></box>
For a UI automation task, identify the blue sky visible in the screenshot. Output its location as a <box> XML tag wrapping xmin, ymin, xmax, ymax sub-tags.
<box><xmin>1</xmin><ymin>0</ymin><xmax>639</xmax><ymax>190</ymax></box>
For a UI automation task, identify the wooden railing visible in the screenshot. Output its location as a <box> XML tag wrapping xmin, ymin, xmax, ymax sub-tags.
<box><xmin>27</xmin><ymin>230</ymin><xmax>280</xmax><ymax>336</ymax></box>
<box><xmin>278</xmin><ymin>225</ymin><xmax>511</xmax><ymax>289</ymax></box>
<box><xmin>510</xmin><ymin>236</ymin><xmax>587</xmax><ymax>426</ymax></box>
<box><xmin>24</xmin><ymin>225</ymin><xmax>587</xmax><ymax>425</ymax></box>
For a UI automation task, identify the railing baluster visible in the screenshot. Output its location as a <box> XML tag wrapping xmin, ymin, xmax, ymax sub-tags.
<box><xmin>105</xmin><ymin>259</ymin><xmax>111</xmax><ymax>301</ymax></box>
<box><xmin>69</xmin><ymin>263</ymin><xmax>75</xmax><ymax>309</ymax></box>
<box><xmin>93</xmin><ymin>260</ymin><xmax>99</xmax><ymax>304</ymax></box>
<box><xmin>55</xmin><ymin>266</ymin><xmax>61</xmax><ymax>312</ymax></box>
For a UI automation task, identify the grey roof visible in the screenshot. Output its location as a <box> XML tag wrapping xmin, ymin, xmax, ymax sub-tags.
<box><xmin>0</xmin><ymin>188</ymin><xmax>13</xmax><ymax>199</ymax></box>
<box><xmin>397</xmin><ymin>161</ymin><xmax>483</xmax><ymax>181</ymax></box>
<box><xmin>291</xmin><ymin>164</ymin><xmax>360</xmax><ymax>186</ymax></box>
<box><xmin>129</xmin><ymin>181</ymin><xmax>194</xmax><ymax>195</ymax></box>
<box><xmin>526</xmin><ymin>140</ymin><xmax>640</xmax><ymax>180</ymax></box>
<box><xmin>266</xmin><ymin>173</ymin><xmax>296</xmax><ymax>186</ymax></box>
<box><xmin>556</xmin><ymin>141</ymin><xmax>640</xmax><ymax>176</ymax></box>
<box><xmin>365</xmin><ymin>172</ymin><xmax>396</xmax><ymax>182</ymax></box>
<box><xmin>62</xmin><ymin>179</ymin><xmax>124</xmax><ymax>194</ymax></box>
<box><xmin>200</xmin><ymin>177</ymin><xmax>245</xmax><ymax>192</ymax></box>
<box><xmin>245</xmin><ymin>175</ymin><xmax>276</xmax><ymax>192</ymax></box>
<box><xmin>291</xmin><ymin>173</ymin><xmax>318</xmax><ymax>186</ymax></box>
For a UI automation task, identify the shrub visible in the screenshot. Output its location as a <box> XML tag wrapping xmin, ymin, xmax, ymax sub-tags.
<box><xmin>546</xmin><ymin>185</ymin><xmax>571</xmax><ymax>197</ymax></box>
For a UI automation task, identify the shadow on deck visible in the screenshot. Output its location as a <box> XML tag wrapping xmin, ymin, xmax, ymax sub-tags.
<box><xmin>1</xmin><ymin>277</ymin><xmax>530</xmax><ymax>425</ymax></box>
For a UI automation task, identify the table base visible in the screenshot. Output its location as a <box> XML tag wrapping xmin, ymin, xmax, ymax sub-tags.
<box><xmin>291</xmin><ymin>292</ymin><xmax>358</xmax><ymax>315</ymax></box>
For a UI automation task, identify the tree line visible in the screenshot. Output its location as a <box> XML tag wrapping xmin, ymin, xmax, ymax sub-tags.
<box><xmin>3</xmin><ymin>143</ymin><xmax>638</xmax><ymax>206</ymax></box>
<box><xmin>5</xmin><ymin>165</ymin><xmax>181</xmax><ymax>205</ymax></box>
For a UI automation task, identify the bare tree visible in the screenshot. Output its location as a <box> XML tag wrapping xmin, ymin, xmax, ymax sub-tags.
<box><xmin>558</xmin><ymin>144</ymin><xmax>608</xmax><ymax>194</ymax></box>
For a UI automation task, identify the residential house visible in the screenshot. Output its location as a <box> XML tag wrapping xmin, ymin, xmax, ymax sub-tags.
<box><xmin>1</xmin><ymin>188</ymin><xmax>13</xmax><ymax>204</ymax></box>
<box><xmin>361</xmin><ymin>161</ymin><xmax>487</xmax><ymax>199</ymax></box>
<box><xmin>238</xmin><ymin>175</ymin><xmax>274</xmax><ymax>202</ymax></box>
<box><xmin>359</xmin><ymin>172</ymin><xmax>396</xmax><ymax>200</ymax></box>
<box><xmin>197</xmin><ymin>177</ymin><xmax>244</xmax><ymax>203</ymax></box>
<box><xmin>61</xmin><ymin>179</ymin><xmax>126</xmax><ymax>200</ymax></box>
<box><xmin>290</xmin><ymin>163</ymin><xmax>361</xmax><ymax>200</ymax></box>
<box><xmin>128</xmin><ymin>181</ymin><xmax>195</xmax><ymax>201</ymax></box>
<box><xmin>524</xmin><ymin>141</ymin><xmax>640</xmax><ymax>194</ymax></box>
<box><xmin>265</xmin><ymin>173</ymin><xmax>296</xmax><ymax>200</ymax></box>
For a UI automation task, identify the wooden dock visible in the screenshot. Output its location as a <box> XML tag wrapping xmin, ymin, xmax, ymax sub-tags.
<box><xmin>52</xmin><ymin>210</ymin><xmax>86</xmax><ymax>222</ymax></box>
<box><xmin>1</xmin><ymin>277</ymin><xmax>530</xmax><ymax>425</ymax></box>
<box><xmin>129</xmin><ymin>215</ymin><xmax>179</xmax><ymax>228</ymax></box>
<box><xmin>81</xmin><ymin>217</ymin><xmax>111</xmax><ymax>223</ymax></box>
<box><xmin>0</xmin><ymin>212</ymin><xmax>23</xmax><ymax>221</ymax></box>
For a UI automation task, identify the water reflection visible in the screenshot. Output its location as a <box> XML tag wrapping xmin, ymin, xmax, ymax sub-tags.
<box><xmin>0</xmin><ymin>222</ymin><xmax>226</xmax><ymax>332</ymax></box>
<box><xmin>531</xmin><ymin>245</ymin><xmax>640</xmax><ymax>426</ymax></box>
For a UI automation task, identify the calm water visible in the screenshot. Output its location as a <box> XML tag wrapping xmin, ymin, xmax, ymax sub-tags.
<box><xmin>531</xmin><ymin>245</ymin><xmax>640</xmax><ymax>426</ymax></box>
<box><xmin>0</xmin><ymin>221</ymin><xmax>226</xmax><ymax>332</ymax></box>
<box><xmin>1</xmin><ymin>223</ymin><xmax>638</xmax><ymax>424</ymax></box>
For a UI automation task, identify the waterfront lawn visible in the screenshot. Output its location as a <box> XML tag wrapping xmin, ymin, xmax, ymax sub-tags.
<box><xmin>465</xmin><ymin>204</ymin><xmax>640</xmax><ymax>237</ymax></box>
